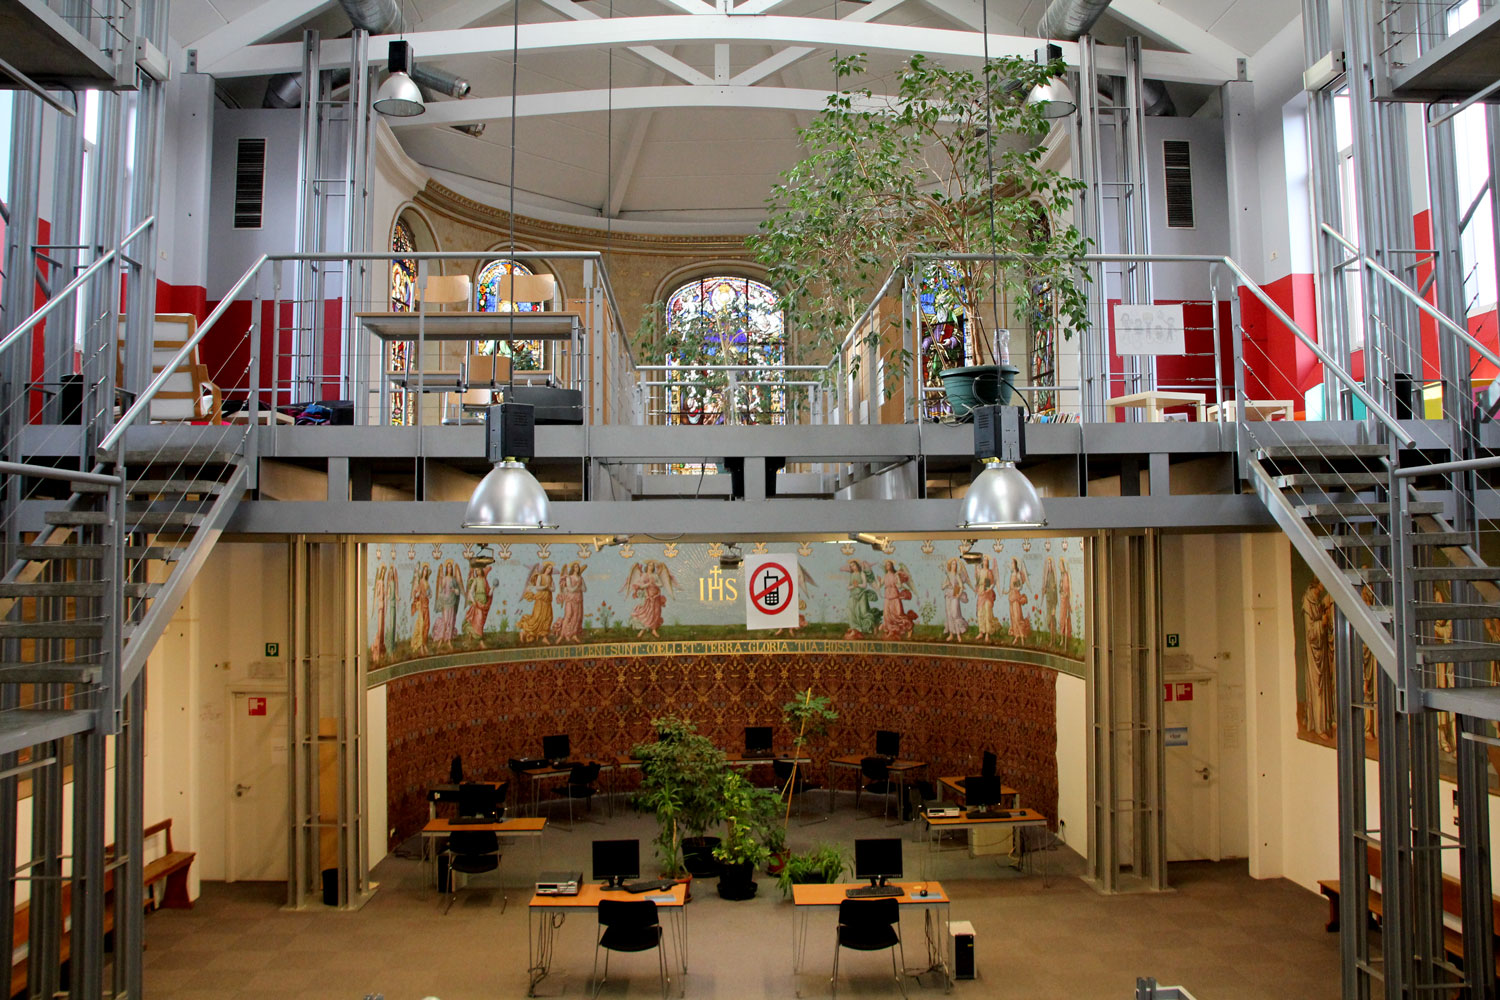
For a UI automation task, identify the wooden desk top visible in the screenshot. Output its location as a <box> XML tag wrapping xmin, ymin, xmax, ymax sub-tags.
<box><xmin>422</xmin><ymin>816</ymin><xmax>547</xmax><ymax>835</ymax></box>
<box><xmin>358</xmin><ymin>310</ymin><xmax>582</xmax><ymax>342</ymax></box>
<box><xmin>937</xmin><ymin>776</ymin><xmax>1019</xmax><ymax>800</ymax></box>
<box><xmin>519</xmin><ymin>757</ymin><xmax>615</xmax><ymax>778</ymax></box>
<box><xmin>829</xmin><ymin>755</ymin><xmax>927</xmax><ymax>772</ymax></box>
<box><xmin>924</xmin><ymin>807</ymin><xmax>1047</xmax><ymax>828</ymax></box>
<box><xmin>1105</xmin><ymin>390</ymin><xmax>1207</xmax><ymax>406</ymax></box>
<box><xmin>727</xmin><ymin>754</ymin><xmax>810</xmax><ymax>767</ymax></box>
<box><xmin>792</xmin><ymin>881</ymin><xmax>949</xmax><ymax>906</ymax></box>
<box><xmin>530</xmin><ymin>882</ymin><xmax>687</xmax><ymax>908</ymax></box>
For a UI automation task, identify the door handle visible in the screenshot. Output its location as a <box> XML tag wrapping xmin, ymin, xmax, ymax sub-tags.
<box><xmin>235</xmin><ymin>783</ymin><xmax>251</xmax><ymax>797</ymax></box>
<box><xmin>1195</xmin><ymin>767</ymin><xmax>1211</xmax><ymax>781</ymax></box>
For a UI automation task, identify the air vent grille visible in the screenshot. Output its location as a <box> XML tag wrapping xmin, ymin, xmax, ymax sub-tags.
<box><xmin>233</xmin><ymin>138</ymin><xmax>267</xmax><ymax>230</ymax></box>
<box><xmin>1163</xmin><ymin>139</ymin><xmax>1194</xmax><ymax>230</ymax></box>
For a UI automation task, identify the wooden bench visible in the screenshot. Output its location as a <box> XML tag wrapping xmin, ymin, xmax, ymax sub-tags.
<box><xmin>1320</xmin><ymin>843</ymin><xmax>1500</xmax><ymax>978</ymax></box>
<box><xmin>9</xmin><ymin>818</ymin><xmax>194</xmax><ymax>997</ymax></box>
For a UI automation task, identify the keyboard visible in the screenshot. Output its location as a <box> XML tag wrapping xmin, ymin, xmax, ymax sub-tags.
<box><xmin>550</xmin><ymin>759</ymin><xmax>575</xmax><ymax>769</ymax></box>
<box><xmin>845</xmin><ymin>884</ymin><xmax>903</xmax><ymax>898</ymax></box>
<box><xmin>624</xmin><ymin>879</ymin><xmax>676</xmax><ymax>894</ymax></box>
<box><xmin>450</xmin><ymin>816</ymin><xmax>494</xmax><ymax>826</ymax></box>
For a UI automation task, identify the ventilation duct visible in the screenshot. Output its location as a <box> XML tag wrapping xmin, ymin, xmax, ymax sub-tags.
<box><xmin>337</xmin><ymin>0</ymin><xmax>472</xmax><ymax>99</ymax></box>
<box><xmin>1036</xmin><ymin>0</ymin><xmax>1175</xmax><ymax>116</ymax></box>
<box><xmin>411</xmin><ymin>63</ymin><xmax>470</xmax><ymax>99</ymax></box>
<box><xmin>262</xmin><ymin>69</ymin><xmax>354</xmax><ymax>109</ymax></box>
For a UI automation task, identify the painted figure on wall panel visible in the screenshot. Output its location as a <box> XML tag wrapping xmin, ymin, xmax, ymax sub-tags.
<box><xmin>366</xmin><ymin>538</ymin><xmax>1087</xmax><ymax>667</ymax></box>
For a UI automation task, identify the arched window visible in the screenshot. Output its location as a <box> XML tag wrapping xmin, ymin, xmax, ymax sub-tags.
<box><xmin>388</xmin><ymin>218</ymin><xmax>418</xmax><ymax>425</ymax></box>
<box><xmin>474</xmin><ymin>258</ymin><xmax>544</xmax><ymax>370</ymax></box>
<box><xmin>662</xmin><ymin>275</ymin><xmax>785</xmax><ymax>426</ymax></box>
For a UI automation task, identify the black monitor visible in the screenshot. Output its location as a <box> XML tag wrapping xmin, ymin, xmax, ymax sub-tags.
<box><xmin>744</xmin><ymin>726</ymin><xmax>773</xmax><ymax>755</ymax></box>
<box><xmin>592</xmin><ymin>838</ymin><xmax>641</xmax><ymax>889</ymax></box>
<box><xmin>542</xmin><ymin>733</ymin><xmax>571</xmax><ymax>762</ymax></box>
<box><xmin>874</xmin><ymin>730</ymin><xmax>901</xmax><ymax>758</ymax></box>
<box><xmin>853</xmin><ymin>838</ymin><xmax>904</xmax><ymax>888</ymax></box>
<box><xmin>964</xmin><ymin>775</ymin><xmax>1002</xmax><ymax>809</ymax></box>
<box><xmin>457</xmin><ymin>782</ymin><xmax>499</xmax><ymax>820</ymax></box>
<box><xmin>981</xmin><ymin>750</ymin><xmax>997</xmax><ymax>778</ymax></box>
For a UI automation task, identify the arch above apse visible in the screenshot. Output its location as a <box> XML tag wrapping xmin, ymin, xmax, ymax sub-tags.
<box><xmin>393</xmin><ymin>204</ymin><xmax>440</xmax><ymax>254</ymax></box>
<box><xmin>652</xmin><ymin>259</ymin><xmax>771</xmax><ymax>308</ymax></box>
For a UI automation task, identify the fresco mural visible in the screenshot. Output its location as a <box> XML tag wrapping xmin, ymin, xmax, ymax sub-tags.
<box><xmin>365</xmin><ymin>538</ymin><xmax>1085</xmax><ymax>671</ymax></box>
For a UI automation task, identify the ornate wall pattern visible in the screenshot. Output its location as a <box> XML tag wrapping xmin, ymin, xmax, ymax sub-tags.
<box><xmin>385</xmin><ymin>650</ymin><xmax>1058</xmax><ymax>842</ymax></box>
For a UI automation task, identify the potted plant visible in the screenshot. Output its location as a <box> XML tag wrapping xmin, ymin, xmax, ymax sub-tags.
<box><xmin>775</xmin><ymin>843</ymin><xmax>849</xmax><ymax>899</ymax></box>
<box><xmin>633</xmin><ymin>300</ymin><xmax>741</xmax><ymax>425</ymax></box>
<box><xmin>712</xmin><ymin>769</ymin><xmax>780</xmax><ymax>900</ymax></box>
<box><xmin>778</xmin><ymin>689</ymin><xmax>838</xmax><ymax>813</ymax></box>
<box><xmin>631</xmin><ymin>714</ymin><xmax>731</xmax><ymax>879</ymax></box>
<box><xmin>751</xmin><ymin>52</ymin><xmax>1088</xmax><ymax>418</ymax></box>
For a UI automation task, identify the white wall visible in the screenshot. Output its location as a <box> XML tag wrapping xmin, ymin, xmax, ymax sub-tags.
<box><xmin>1143</xmin><ymin>117</ymin><xmax>1231</xmax><ymax>302</ymax></box>
<box><xmin>156</xmin><ymin>57</ymin><xmax>214</xmax><ymax>291</ymax></box>
<box><xmin>1055</xmin><ymin>672</ymin><xmax>1087</xmax><ymax>851</ymax></box>
<box><xmin>367</xmin><ymin>684</ymin><xmax>388</xmax><ymax>868</ymax></box>
<box><xmin>207</xmin><ymin>108</ymin><xmax>301</xmax><ymax>295</ymax></box>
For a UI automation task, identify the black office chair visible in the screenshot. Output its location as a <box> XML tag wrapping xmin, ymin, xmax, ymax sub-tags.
<box><xmin>441</xmin><ymin>830</ymin><xmax>503</xmax><ymax>914</ymax></box>
<box><xmin>831</xmin><ymin>897</ymin><xmax>906</xmax><ymax>999</ymax></box>
<box><xmin>551</xmin><ymin>761</ymin><xmax>602</xmax><ymax>828</ymax></box>
<box><xmin>904</xmin><ymin>785</ymin><xmax>937</xmax><ymax>840</ymax></box>
<box><xmin>509</xmin><ymin>759</ymin><xmax>533</xmax><ymax>816</ymax></box>
<box><xmin>855</xmin><ymin>756</ymin><xmax>898</xmax><ymax>820</ymax></box>
<box><xmin>592</xmin><ymin>898</ymin><xmax>668</xmax><ymax>1000</ymax></box>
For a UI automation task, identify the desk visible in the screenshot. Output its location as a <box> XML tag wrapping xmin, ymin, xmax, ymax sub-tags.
<box><xmin>358</xmin><ymin>310</ymin><xmax>583</xmax><ymax>342</ymax></box>
<box><xmin>936</xmin><ymin>776</ymin><xmax>1020</xmax><ymax>808</ymax></box>
<box><xmin>528</xmin><ymin>882</ymin><xmax>689</xmax><ymax>997</ymax></box>
<box><xmin>1105</xmin><ymin>390</ymin><xmax>1206</xmax><ymax>422</ymax></box>
<box><xmin>425</xmin><ymin>780</ymin><xmax>507</xmax><ymax>820</ymax></box>
<box><xmin>919</xmin><ymin>808</ymin><xmax>1047</xmax><ymax>869</ymax></box>
<box><xmin>1199</xmin><ymin>399</ymin><xmax>1294</xmax><ymax>422</ymax></box>
<box><xmin>827</xmin><ymin>756</ymin><xmax>928</xmax><ymax>814</ymax></box>
<box><xmin>518</xmin><ymin>759</ymin><xmax>616</xmax><ymax>818</ymax></box>
<box><xmin>791</xmin><ymin>881</ymin><xmax>952</xmax><ymax>995</ymax></box>
<box><xmin>420</xmin><ymin>816</ymin><xmax>547</xmax><ymax>889</ymax></box>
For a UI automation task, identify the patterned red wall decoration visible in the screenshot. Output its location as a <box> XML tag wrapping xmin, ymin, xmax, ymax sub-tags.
<box><xmin>386</xmin><ymin>647</ymin><xmax>1058</xmax><ymax>842</ymax></box>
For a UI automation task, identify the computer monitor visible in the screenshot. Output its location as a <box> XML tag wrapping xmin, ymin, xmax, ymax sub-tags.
<box><xmin>744</xmin><ymin>726</ymin><xmax>773</xmax><ymax>755</ymax></box>
<box><xmin>853</xmin><ymin>838</ymin><xmax>904</xmax><ymax>888</ymax></box>
<box><xmin>592</xmin><ymin>838</ymin><xmax>641</xmax><ymax>889</ymax></box>
<box><xmin>981</xmin><ymin>749</ymin><xmax>997</xmax><ymax>779</ymax></box>
<box><xmin>964</xmin><ymin>775</ymin><xmax>1002</xmax><ymax>809</ymax></box>
<box><xmin>542</xmin><ymin>733</ymin><xmax>571</xmax><ymax>762</ymax></box>
<box><xmin>457</xmin><ymin>782</ymin><xmax>499</xmax><ymax>820</ymax></box>
<box><xmin>874</xmin><ymin>730</ymin><xmax>901</xmax><ymax>758</ymax></box>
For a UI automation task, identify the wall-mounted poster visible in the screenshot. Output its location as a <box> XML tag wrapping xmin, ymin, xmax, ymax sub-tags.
<box><xmin>366</xmin><ymin>538</ymin><xmax>1086</xmax><ymax>679</ymax></box>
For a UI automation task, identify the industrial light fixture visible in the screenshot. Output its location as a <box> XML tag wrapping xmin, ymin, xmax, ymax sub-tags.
<box><xmin>1027</xmin><ymin>78</ymin><xmax>1076</xmax><ymax>120</ymax></box>
<box><xmin>960</xmin><ymin>541</ymin><xmax>984</xmax><ymax>564</ymax></box>
<box><xmin>719</xmin><ymin>544</ymin><xmax>744</xmax><ymax>568</ymax></box>
<box><xmin>849</xmin><ymin>532</ymin><xmax>889</xmax><ymax>552</ymax></box>
<box><xmin>374</xmin><ymin>40</ymin><xmax>425</xmax><ymax>117</ymax></box>
<box><xmin>958</xmin><ymin>405</ymin><xmax>1046</xmax><ymax>530</ymax></box>
<box><xmin>592</xmin><ymin>534</ymin><xmax>630</xmax><ymax>551</ymax></box>
<box><xmin>463</xmin><ymin>403</ymin><xmax>554</xmax><ymax>530</ymax></box>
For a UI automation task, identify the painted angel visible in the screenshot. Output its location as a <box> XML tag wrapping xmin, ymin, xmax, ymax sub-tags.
<box><xmin>623</xmin><ymin>560</ymin><xmax>679</xmax><ymax>638</ymax></box>
<box><xmin>518</xmin><ymin>561</ymin><xmax>556</xmax><ymax>644</ymax></box>
<box><xmin>844</xmin><ymin>559</ymin><xmax>882</xmax><ymax>638</ymax></box>
<box><xmin>877</xmin><ymin>560</ymin><xmax>917</xmax><ymax>639</ymax></box>
<box><xmin>941</xmin><ymin>557</ymin><xmax>971</xmax><ymax>641</ymax></box>
<box><xmin>974</xmin><ymin>554</ymin><xmax>1000</xmax><ymax>643</ymax></box>
<box><xmin>772</xmin><ymin>564</ymin><xmax>818</xmax><ymax>636</ymax></box>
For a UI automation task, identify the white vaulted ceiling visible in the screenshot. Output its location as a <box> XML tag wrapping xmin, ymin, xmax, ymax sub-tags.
<box><xmin>170</xmin><ymin>0</ymin><xmax>1299</xmax><ymax>228</ymax></box>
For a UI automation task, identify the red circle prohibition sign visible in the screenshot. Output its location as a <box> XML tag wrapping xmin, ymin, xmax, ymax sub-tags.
<box><xmin>749</xmin><ymin>561</ymin><xmax>794</xmax><ymax>615</ymax></box>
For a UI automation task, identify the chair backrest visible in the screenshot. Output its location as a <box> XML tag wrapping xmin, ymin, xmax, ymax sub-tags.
<box><xmin>449</xmin><ymin>830</ymin><xmax>499</xmax><ymax>855</ymax></box>
<box><xmin>494</xmin><ymin>272</ymin><xmax>557</xmax><ymax>310</ymax></box>
<box><xmin>599</xmin><ymin>898</ymin><xmax>659</xmax><ymax>929</ymax></box>
<box><xmin>570</xmin><ymin>762</ymin><xmax>601</xmax><ymax>785</ymax></box>
<box><xmin>860</xmin><ymin>756</ymin><xmax>890</xmax><ymax>781</ymax></box>
<box><xmin>118</xmin><ymin>313</ymin><xmax>216</xmax><ymax>422</ymax></box>
<box><xmin>773</xmin><ymin>759</ymin><xmax>794</xmax><ymax>782</ymax></box>
<box><xmin>416</xmin><ymin>273</ymin><xmax>472</xmax><ymax>310</ymax></box>
<box><xmin>838</xmin><ymin>897</ymin><xmax>899</xmax><ymax>927</ymax></box>
<box><xmin>982</xmin><ymin>749</ymin><xmax>997</xmax><ymax>778</ymax></box>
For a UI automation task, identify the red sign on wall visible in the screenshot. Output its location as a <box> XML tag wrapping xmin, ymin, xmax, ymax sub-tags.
<box><xmin>1163</xmin><ymin>684</ymin><xmax>1174</xmax><ymax>702</ymax></box>
<box><xmin>1163</xmin><ymin>682</ymin><xmax>1195</xmax><ymax>702</ymax></box>
<box><xmin>248</xmin><ymin>696</ymin><xmax>266</xmax><ymax>716</ymax></box>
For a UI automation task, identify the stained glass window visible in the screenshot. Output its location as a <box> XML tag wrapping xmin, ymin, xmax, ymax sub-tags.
<box><xmin>474</xmin><ymin>258</ymin><xmax>543</xmax><ymax>369</ymax></box>
<box><xmin>662</xmin><ymin>275</ymin><xmax>785</xmax><ymax>428</ymax></box>
<box><xmin>388</xmin><ymin>219</ymin><xmax>417</xmax><ymax>425</ymax></box>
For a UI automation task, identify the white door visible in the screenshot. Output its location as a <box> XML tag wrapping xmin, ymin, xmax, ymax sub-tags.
<box><xmin>1164</xmin><ymin>676</ymin><xmax>1220</xmax><ymax>862</ymax></box>
<box><xmin>227</xmin><ymin>691</ymin><xmax>289</xmax><ymax>881</ymax></box>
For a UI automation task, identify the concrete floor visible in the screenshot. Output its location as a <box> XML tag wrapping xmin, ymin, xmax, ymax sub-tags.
<box><xmin>140</xmin><ymin>799</ymin><xmax>1340</xmax><ymax>1000</ymax></box>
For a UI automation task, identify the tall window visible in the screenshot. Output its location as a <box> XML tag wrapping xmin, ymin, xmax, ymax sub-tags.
<box><xmin>387</xmin><ymin>219</ymin><xmax>418</xmax><ymax>425</ymax></box>
<box><xmin>663</xmin><ymin>275</ymin><xmax>785</xmax><ymax>425</ymax></box>
<box><xmin>475</xmin><ymin>258</ymin><xmax>543</xmax><ymax>370</ymax></box>
<box><xmin>1332</xmin><ymin>87</ymin><xmax>1365</xmax><ymax>353</ymax></box>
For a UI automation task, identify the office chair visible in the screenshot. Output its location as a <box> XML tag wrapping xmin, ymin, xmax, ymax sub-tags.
<box><xmin>831</xmin><ymin>897</ymin><xmax>906</xmax><ymax>999</ymax></box>
<box><xmin>441</xmin><ymin>830</ymin><xmax>503</xmax><ymax>914</ymax></box>
<box><xmin>551</xmin><ymin>761</ymin><xmax>602</xmax><ymax>829</ymax></box>
<box><xmin>773</xmin><ymin>757</ymin><xmax>819</xmax><ymax>820</ymax></box>
<box><xmin>592</xmin><ymin>898</ymin><xmax>668</xmax><ymax>1000</ymax></box>
<box><xmin>509</xmin><ymin>759</ymin><xmax>533</xmax><ymax>816</ymax></box>
<box><xmin>904</xmin><ymin>785</ymin><xmax>937</xmax><ymax>842</ymax></box>
<box><xmin>855</xmin><ymin>756</ymin><xmax>898</xmax><ymax>821</ymax></box>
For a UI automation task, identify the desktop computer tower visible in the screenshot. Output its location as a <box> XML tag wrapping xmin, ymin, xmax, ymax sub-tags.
<box><xmin>950</xmin><ymin>920</ymin><xmax>975</xmax><ymax>979</ymax></box>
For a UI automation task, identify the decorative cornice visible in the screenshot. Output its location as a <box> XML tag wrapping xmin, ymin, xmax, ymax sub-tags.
<box><xmin>415</xmin><ymin>179</ymin><xmax>756</xmax><ymax>257</ymax></box>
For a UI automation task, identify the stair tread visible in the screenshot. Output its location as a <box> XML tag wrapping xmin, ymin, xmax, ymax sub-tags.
<box><xmin>1342</xmin><ymin>568</ymin><xmax>1393</xmax><ymax>583</ymax></box>
<box><xmin>1258</xmin><ymin>444</ymin><xmax>1390</xmax><ymax>459</ymax></box>
<box><xmin>1275</xmin><ymin>472</ymin><xmax>1385</xmax><ymax>489</ymax></box>
<box><xmin>1412</xmin><ymin>566</ymin><xmax>1500</xmax><ymax>581</ymax></box>
<box><xmin>126</xmin><ymin>479</ymin><xmax>228</xmax><ymax>495</ymax></box>
<box><xmin>0</xmin><ymin>581</ymin><xmax>107</xmax><ymax>597</ymax></box>
<box><xmin>0</xmin><ymin>622</ymin><xmax>104</xmax><ymax>638</ymax></box>
<box><xmin>1417</xmin><ymin>642</ymin><xmax>1500</xmax><ymax>662</ymax></box>
<box><xmin>1319</xmin><ymin>535</ymin><xmax>1390</xmax><ymax>549</ymax></box>
<box><xmin>117</xmin><ymin>446</ymin><xmax>238</xmax><ymax>466</ymax></box>
<box><xmin>0</xmin><ymin>710</ymin><xmax>95</xmax><ymax>751</ymax></box>
<box><xmin>1296</xmin><ymin>501</ymin><xmax>1444</xmax><ymax>517</ymax></box>
<box><xmin>0</xmin><ymin>664</ymin><xmax>101</xmax><ymax>683</ymax></box>
<box><xmin>1414</xmin><ymin>603</ymin><xmax>1500</xmax><ymax>620</ymax></box>
<box><xmin>43</xmin><ymin>511</ymin><xmax>110</xmax><ymax>525</ymax></box>
<box><xmin>1412</xmin><ymin>533</ymin><xmax>1475</xmax><ymax>547</ymax></box>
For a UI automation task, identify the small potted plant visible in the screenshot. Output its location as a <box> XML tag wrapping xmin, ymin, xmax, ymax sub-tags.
<box><xmin>779</xmin><ymin>689</ymin><xmax>838</xmax><ymax>808</ymax></box>
<box><xmin>776</xmin><ymin>843</ymin><xmax>849</xmax><ymax>899</ymax></box>
<box><xmin>631</xmin><ymin>714</ymin><xmax>730</xmax><ymax>880</ymax></box>
<box><xmin>633</xmin><ymin>300</ymin><xmax>742</xmax><ymax>425</ymax></box>
<box><xmin>712</xmin><ymin>770</ymin><xmax>780</xmax><ymax>900</ymax></box>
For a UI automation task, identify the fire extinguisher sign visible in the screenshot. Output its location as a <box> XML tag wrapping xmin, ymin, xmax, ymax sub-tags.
<box><xmin>744</xmin><ymin>555</ymin><xmax>798</xmax><ymax>630</ymax></box>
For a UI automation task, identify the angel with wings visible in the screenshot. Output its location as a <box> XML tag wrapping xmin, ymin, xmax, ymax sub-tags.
<box><xmin>942</xmin><ymin>557</ymin><xmax>971</xmax><ymax>642</ymax></box>
<box><xmin>844</xmin><ymin>559</ymin><xmax>882</xmax><ymax>638</ymax></box>
<box><xmin>1006</xmin><ymin>556</ymin><xmax>1032</xmax><ymax>643</ymax></box>
<box><xmin>772</xmin><ymin>563</ymin><xmax>818</xmax><ymax>636</ymax></box>
<box><xmin>623</xmin><ymin>559</ymin><xmax>680</xmax><ymax>638</ymax></box>
<box><xmin>974</xmin><ymin>554</ymin><xmax>1000</xmax><ymax>644</ymax></box>
<box><xmin>518</xmin><ymin>561</ymin><xmax>556</xmax><ymax>644</ymax></box>
<box><xmin>877</xmin><ymin>560</ymin><xmax>918</xmax><ymax>639</ymax></box>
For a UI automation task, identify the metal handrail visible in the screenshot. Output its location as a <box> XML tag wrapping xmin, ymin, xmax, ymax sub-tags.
<box><xmin>0</xmin><ymin>215</ymin><xmax>155</xmax><ymax>358</ymax></box>
<box><xmin>904</xmin><ymin>249</ymin><xmax>1415</xmax><ymax>446</ymax></box>
<box><xmin>1321</xmin><ymin>222</ymin><xmax>1500</xmax><ymax>373</ymax></box>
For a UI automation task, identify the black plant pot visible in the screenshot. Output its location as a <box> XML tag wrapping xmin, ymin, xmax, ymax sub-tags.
<box><xmin>717</xmin><ymin>861</ymin><xmax>758</xmax><ymax>900</ymax></box>
<box><xmin>681</xmin><ymin>836</ymin><xmax>722</xmax><ymax>878</ymax></box>
<box><xmin>939</xmin><ymin>363</ymin><xmax>1020</xmax><ymax>417</ymax></box>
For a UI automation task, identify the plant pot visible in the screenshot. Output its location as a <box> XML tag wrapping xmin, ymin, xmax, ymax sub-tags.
<box><xmin>767</xmin><ymin>849</ymin><xmax>790</xmax><ymax>876</ymax></box>
<box><xmin>668</xmin><ymin>873</ymin><xmax>693</xmax><ymax>903</ymax></box>
<box><xmin>681</xmin><ymin>836</ymin><xmax>722</xmax><ymax>878</ymax></box>
<box><xmin>939</xmin><ymin>363</ymin><xmax>1019</xmax><ymax>416</ymax></box>
<box><xmin>717</xmin><ymin>861</ymin><xmax>759</xmax><ymax>900</ymax></box>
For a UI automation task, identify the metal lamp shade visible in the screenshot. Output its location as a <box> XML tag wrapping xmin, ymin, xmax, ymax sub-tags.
<box><xmin>959</xmin><ymin>459</ymin><xmax>1046</xmax><ymax>529</ymax></box>
<box><xmin>1026</xmin><ymin>79</ymin><xmax>1076</xmax><ymax>120</ymax></box>
<box><xmin>463</xmin><ymin>461</ymin><xmax>552</xmax><ymax>529</ymax></box>
<box><xmin>374</xmin><ymin>71</ymin><xmax>425</xmax><ymax>117</ymax></box>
